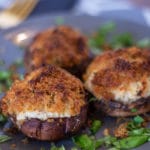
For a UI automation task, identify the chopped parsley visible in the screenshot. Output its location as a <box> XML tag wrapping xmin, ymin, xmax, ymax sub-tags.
<box><xmin>131</xmin><ymin>108</ymin><xmax>137</xmax><ymax>113</ymax></box>
<box><xmin>90</xmin><ymin>120</ymin><xmax>102</xmax><ymax>134</ymax></box>
<box><xmin>89</xmin><ymin>22</ymin><xmax>150</xmax><ymax>53</ymax></box>
<box><xmin>0</xmin><ymin>135</ymin><xmax>11</xmax><ymax>143</ymax></box>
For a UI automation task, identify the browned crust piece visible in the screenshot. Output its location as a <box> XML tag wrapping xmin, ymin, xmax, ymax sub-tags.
<box><xmin>21</xmin><ymin>106</ymin><xmax>87</xmax><ymax>141</ymax></box>
<box><xmin>93</xmin><ymin>98</ymin><xmax>150</xmax><ymax>117</ymax></box>
<box><xmin>24</xmin><ymin>25</ymin><xmax>93</xmax><ymax>78</ymax></box>
<box><xmin>1</xmin><ymin>65</ymin><xmax>86</xmax><ymax>117</ymax></box>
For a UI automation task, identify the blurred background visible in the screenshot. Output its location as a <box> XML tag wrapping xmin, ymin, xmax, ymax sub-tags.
<box><xmin>0</xmin><ymin>0</ymin><xmax>150</xmax><ymax>29</ymax></box>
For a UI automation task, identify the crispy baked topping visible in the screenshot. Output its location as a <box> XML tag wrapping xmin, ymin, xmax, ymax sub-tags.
<box><xmin>25</xmin><ymin>26</ymin><xmax>90</xmax><ymax>72</ymax></box>
<box><xmin>84</xmin><ymin>47</ymin><xmax>150</xmax><ymax>103</ymax></box>
<box><xmin>1</xmin><ymin>66</ymin><xmax>86</xmax><ymax>119</ymax></box>
<box><xmin>114</xmin><ymin>123</ymin><xmax>128</xmax><ymax>138</ymax></box>
<box><xmin>114</xmin><ymin>58</ymin><xmax>131</xmax><ymax>71</ymax></box>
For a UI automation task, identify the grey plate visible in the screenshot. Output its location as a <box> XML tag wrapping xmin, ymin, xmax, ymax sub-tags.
<box><xmin>0</xmin><ymin>14</ymin><xmax>150</xmax><ymax>150</ymax></box>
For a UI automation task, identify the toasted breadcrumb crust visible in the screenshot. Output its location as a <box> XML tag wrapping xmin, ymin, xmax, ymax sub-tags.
<box><xmin>1</xmin><ymin>65</ymin><xmax>86</xmax><ymax>118</ymax></box>
<box><xmin>103</xmin><ymin>128</ymin><xmax>110</xmax><ymax>136</ymax></box>
<box><xmin>25</xmin><ymin>25</ymin><xmax>90</xmax><ymax>73</ymax></box>
<box><xmin>114</xmin><ymin>123</ymin><xmax>128</xmax><ymax>138</ymax></box>
<box><xmin>84</xmin><ymin>47</ymin><xmax>150</xmax><ymax>102</ymax></box>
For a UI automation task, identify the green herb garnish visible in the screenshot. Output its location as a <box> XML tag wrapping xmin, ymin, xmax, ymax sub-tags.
<box><xmin>0</xmin><ymin>70</ymin><xmax>12</xmax><ymax>93</ymax></box>
<box><xmin>73</xmin><ymin>134</ymin><xmax>96</xmax><ymax>150</ymax></box>
<box><xmin>112</xmin><ymin>135</ymin><xmax>149</xmax><ymax>149</ymax></box>
<box><xmin>73</xmin><ymin>134</ymin><xmax>116</xmax><ymax>150</ymax></box>
<box><xmin>133</xmin><ymin>115</ymin><xmax>144</xmax><ymax>124</ymax></box>
<box><xmin>0</xmin><ymin>135</ymin><xmax>11</xmax><ymax>143</ymax></box>
<box><xmin>73</xmin><ymin>133</ymin><xmax>150</xmax><ymax>150</ymax></box>
<box><xmin>96</xmin><ymin>136</ymin><xmax>117</xmax><ymax>148</ymax></box>
<box><xmin>90</xmin><ymin>120</ymin><xmax>102</xmax><ymax>134</ymax></box>
<box><xmin>131</xmin><ymin>108</ymin><xmax>137</xmax><ymax>113</ymax></box>
<box><xmin>50</xmin><ymin>143</ymin><xmax>65</xmax><ymax>150</ymax></box>
<box><xmin>0</xmin><ymin>71</ymin><xmax>11</xmax><ymax>80</ymax></box>
<box><xmin>89</xmin><ymin>22</ymin><xmax>150</xmax><ymax>53</ymax></box>
<box><xmin>73</xmin><ymin>115</ymin><xmax>149</xmax><ymax>150</ymax></box>
<box><xmin>89</xmin><ymin>22</ymin><xmax>115</xmax><ymax>50</ymax></box>
<box><xmin>73</xmin><ymin>134</ymin><xmax>118</xmax><ymax>150</ymax></box>
<box><xmin>128</xmin><ymin>128</ymin><xmax>150</xmax><ymax>136</ymax></box>
<box><xmin>111</xmin><ymin>33</ymin><xmax>134</xmax><ymax>49</ymax></box>
<box><xmin>127</xmin><ymin>115</ymin><xmax>144</xmax><ymax>130</ymax></box>
<box><xmin>0</xmin><ymin>113</ymin><xmax>7</xmax><ymax>123</ymax></box>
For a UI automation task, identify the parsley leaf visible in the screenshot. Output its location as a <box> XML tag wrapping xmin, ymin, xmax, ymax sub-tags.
<box><xmin>90</xmin><ymin>120</ymin><xmax>102</xmax><ymax>134</ymax></box>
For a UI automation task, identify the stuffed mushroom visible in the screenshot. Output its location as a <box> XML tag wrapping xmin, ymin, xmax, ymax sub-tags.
<box><xmin>84</xmin><ymin>47</ymin><xmax>150</xmax><ymax>117</ymax></box>
<box><xmin>24</xmin><ymin>26</ymin><xmax>93</xmax><ymax>78</ymax></box>
<box><xmin>1</xmin><ymin>65</ymin><xmax>87</xmax><ymax>140</ymax></box>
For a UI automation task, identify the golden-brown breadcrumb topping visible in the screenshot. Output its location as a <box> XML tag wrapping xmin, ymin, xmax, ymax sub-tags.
<box><xmin>114</xmin><ymin>123</ymin><xmax>128</xmax><ymax>138</ymax></box>
<box><xmin>25</xmin><ymin>26</ymin><xmax>90</xmax><ymax>71</ymax></box>
<box><xmin>1</xmin><ymin>66</ymin><xmax>86</xmax><ymax>117</ymax></box>
<box><xmin>84</xmin><ymin>47</ymin><xmax>150</xmax><ymax>100</ymax></box>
